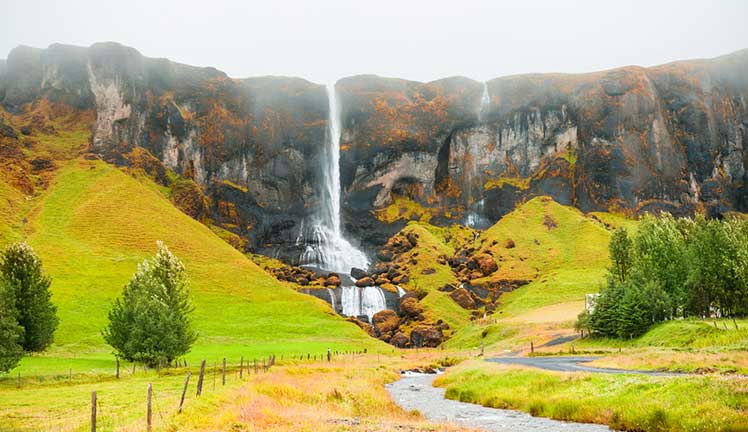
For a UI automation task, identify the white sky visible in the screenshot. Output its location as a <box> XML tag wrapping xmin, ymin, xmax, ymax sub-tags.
<box><xmin>1</xmin><ymin>0</ymin><xmax>747</xmax><ymax>84</ymax></box>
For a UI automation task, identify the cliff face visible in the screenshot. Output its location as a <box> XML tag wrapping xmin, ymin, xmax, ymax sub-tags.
<box><xmin>0</xmin><ymin>43</ymin><xmax>329</xmax><ymax>255</ymax></box>
<box><xmin>1</xmin><ymin>42</ymin><xmax>746</xmax><ymax>259</ymax></box>
<box><xmin>339</xmin><ymin>52</ymin><xmax>748</xmax><ymax>243</ymax></box>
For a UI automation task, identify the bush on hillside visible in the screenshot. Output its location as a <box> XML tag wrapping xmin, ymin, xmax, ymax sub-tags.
<box><xmin>0</xmin><ymin>242</ymin><xmax>58</xmax><ymax>352</ymax></box>
<box><xmin>103</xmin><ymin>241</ymin><xmax>197</xmax><ymax>366</ymax></box>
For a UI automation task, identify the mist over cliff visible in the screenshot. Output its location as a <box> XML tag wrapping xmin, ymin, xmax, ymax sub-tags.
<box><xmin>1</xmin><ymin>42</ymin><xmax>746</xmax><ymax>261</ymax></box>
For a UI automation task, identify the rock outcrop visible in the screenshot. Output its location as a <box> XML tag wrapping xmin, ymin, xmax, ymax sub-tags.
<box><xmin>2</xmin><ymin>42</ymin><xmax>747</xmax><ymax>261</ymax></box>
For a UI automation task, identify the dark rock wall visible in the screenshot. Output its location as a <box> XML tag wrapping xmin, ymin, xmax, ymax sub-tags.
<box><xmin>2</xmin><ymin>42</ymin><xmax>746</xmax><ymax>258</ymax></box>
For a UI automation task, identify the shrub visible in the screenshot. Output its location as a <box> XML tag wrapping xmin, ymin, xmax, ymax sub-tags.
<box><xmin>103</xmin><ymin>241</ymin><xmax>197</xmax><ymax>366</ymax></box>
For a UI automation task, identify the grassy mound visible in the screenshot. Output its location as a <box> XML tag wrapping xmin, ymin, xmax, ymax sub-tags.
<box><xmin>6</xmin><ymin>159</ymin><xmax>380</xmax><ymax>375</ymax></box>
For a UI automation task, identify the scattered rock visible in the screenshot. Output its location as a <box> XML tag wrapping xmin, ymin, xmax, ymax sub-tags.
<box><xmin>504</xmin><ymin>238</ymin><xmax>515</xmax><ymax>249</ymax></box>
<box><xmin>355</xmin><ymin>276</ymin><xmax>375</xmax><ymax>287</ymax></box>
<box><xmin>410</xmin><ymin>325</ymin><xmax>443</xmax><ymax>348</ymax></box>
<box><xmin>421</xmin><ymin>267</ymin><xmax>436</xmax><ymax>275</ymax></box>
<box><xmin>351</xmin><ymin>267</ymin><xmax>368</xmax><ymax>280</ymax></box>
<box><xmin>390</xmin><ymin>332</ymin><xmax>409</xmax><ymax>348</ymax></box>
<box><xmin>324</xmin><ymin>274</ymin><xmax>341</xmax><ymax>287</ymax></box>
<box><xmin>544</xmin><ymin>214</ymin><xmax>558</xmax><ymax>229</ymax></box>
<box><xmin>400</xmin><ymin>297</ymin><xmax>423</xmax><ymax>317</ymax></box>
<box><xmin>392</xmin><ymin>274</ymin><xmax>409</xmax><ymax>285</ymax></box>
<box><xmin>468</xmin><ymin>254</ymin><xmax>498</xmax><ymax>276</ymax></box>
<box><xmin>372</xmin><ymin>309</ymin><xmax>399</xmax><ymax>334</ymax></box>
<box><xmin>375</xmin><ymin>276</ymin><xmax>390</xmax><ymax>285</ymax></box>
<box><xmin>449</xmin><ymin>287</ymin><xmax>476</xmax><ymax>309</ymax></box>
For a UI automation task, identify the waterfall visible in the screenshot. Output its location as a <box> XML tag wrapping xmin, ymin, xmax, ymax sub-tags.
<box><xmin>396</xmin><ymin>285</ymin><xmax>407</xmax><ymax>297</ymax></box>
<box><xmin>340</xmin><ymin>286</ymin><xmax>387</xmax><ymax>323</ymax></box>
<box><xmin>479</xmin><ymin>82</ymin><xmax>490</xmax><ymax>122</ymax></box>
<box><xmin>327</xmin><ymin>288</ymin><xmax>337</xmax><ymax>312</ymax></box>
<box><xmin>298</xmin><ymin>83</ymin><xmax>369</xmax><ymax>274</ymax></box>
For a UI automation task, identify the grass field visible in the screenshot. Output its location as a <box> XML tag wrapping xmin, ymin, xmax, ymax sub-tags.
<box><xmin>436</xmin><ymin>360</ymin><xmax>748</xmax><ymax>432</ymax></box>
<box><xmin>0</xmin><ymin>158</ymin><xmax>387</xmax><ymax>430</ymax></box>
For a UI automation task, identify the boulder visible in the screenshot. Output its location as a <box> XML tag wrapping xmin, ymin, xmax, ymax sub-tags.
<box><xmin>399</xmin><ymin>296</ymin><xmax>423</xmax><ymax>317</ymax></box>
<box><xmin>468</xmin><ymin>254</ymin><xmax>498</xmax><ymax>276</ymax></box>
<box><xmin>410</xmin><ymin>325</ymin><xmax>443</xmax><ymax>348</ymax></box>
<box><xmin>390</xmin><ymin>332</ymin><xmax>409</xmax><ymax>348</ymax></box>
<box><xmin>504</xmin><ymin>238</ymin><xmax>516</xmax><ymax>249</ymax></box>
<box><xmin>421</xmin><ymin>267</ymin><xmax>436</xmax><ymax>275</ymax></box>
<box><xmin>355</xmin><ymin>276</ymin><xmax>375</xmax><ymax>287</ymax></box>
<box><xmin>351</xmin><ymin>267</ymin><xmax>368</xmax><ymax>280</ymax></box>
<box><xmin>324</xmin><ymin>274</ymin><xmax>341</xmax><ymax>287</ymax></box>
<box><xmin>372</xmin><ymin>309</ymin><xmax>399</xmax><ymax>334</ymax></box>
<box><xmin>392</xmin><ymin>274</ymin><xmax>410</xmax><ymax>285</ymax></box>
<box><xmin>375</xmin><ymin>276</ymin><xmax>390</xmax><ymax>285</ymax></box>
<box><xmin>449</xmin><ymin>287</ymin><xmax>476</xmax><ymax>309</ymax></box>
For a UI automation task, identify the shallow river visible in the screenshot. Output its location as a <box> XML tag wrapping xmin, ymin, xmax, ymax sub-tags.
<box><xmin>386</xmin><ymin>372</ymin><xmax>611</xmax><ymax>432</ymax></box>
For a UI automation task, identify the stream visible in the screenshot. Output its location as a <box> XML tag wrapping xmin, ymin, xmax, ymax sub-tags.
<box><xmin>386</xmin><ymin>372</ymin><xmax>611</xmax><ymax>431</ymax></box>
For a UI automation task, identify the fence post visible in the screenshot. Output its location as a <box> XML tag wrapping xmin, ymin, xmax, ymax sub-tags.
<box><xmin>222</xmin><ymin>358</ymin><xmax>226</xmax><ymax>385</ymax></box>
<box><xmin>240</xmin><ymin>356</ymin><xmax>244</xmax><ymax>379</ymax></box>
<box><xmin>327</xmin><ymin>348</ymin><xmax>331</xmax><ymax>362</ymax></box>
<box><xmin>132</xmin><ymin>363</ymin><xmax>136</xmax><ymax>375</ymax></box>
<box><xmin>91</xmin><ymin>391</ymin><xmax>97</xmax><ymax>432</ymax></box>
<box><xmin>116</xmin><ymin>358</ymin><xmax>120</xmax><ymax>379</ymax></box>
<box><xmin>147</xmin><ymin>383</ymin><xmax>152</xmax><ymax>432</ymax></box>
<box><xmin>530</xmin><ymin>341</ymin><xmax>534</xmax><ymax>353</ymax></box>
<box><xmin>213</xmin><ymin>362</ymin><xmax>216</xmax><ymax>390</ymax></box>
<box><xmin>17</xmin><ymin>371</ymin><xmax>20</xmax><ymax>388</ymax></box>
<box><xmin>178</xmin><ymin>371</ymin><xmax>191</xmax><ymax>413</ymax></box>
<box><xmin>196</xmin><ymin>360</ymin><xmax>206</xmax><ymax>396</ymax></box>
<box><xmin>254</xmin><ymin>359</ymin><xmax>258</xmax><ymax>374</ymax></box>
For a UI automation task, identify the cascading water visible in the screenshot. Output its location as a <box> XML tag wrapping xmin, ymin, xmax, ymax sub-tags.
<box><xmin>297</xmin><ymin>84</ymin><xmax>388</xmax><ymax>321</ymax></box>
<box><xmin>298</xmin><ymin>83</ymin><xmax>369</xmax><ymax>274</ymax></box>
<box><xmin>340</xmin><ymin>285</ymin><xmax>387</xmax><ymax>323</ymax></box>
<box><xmin>479</xmin><ymin>81</ymin><xmax>490</xmax><ymax>122</ymax></box>
<box><xmin>396</xmin><ymin>286</ymin><xmax>407</xmax><ymax>297</ymax></box>
<box><xmin>464</xmin><ymin>82</ymin><xmax>491</xmax><ymax>228</ymax></box>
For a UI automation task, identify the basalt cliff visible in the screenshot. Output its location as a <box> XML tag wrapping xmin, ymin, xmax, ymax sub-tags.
<box><xmin>1</xmin><ymin>42</ymin><xmax>746</xmax><ymax>261</ymax></box>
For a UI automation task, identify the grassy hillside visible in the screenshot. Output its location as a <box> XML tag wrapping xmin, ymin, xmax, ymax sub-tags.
<box><xmin>474</xmin><ymin>196</ymin><xmax>612</xmax><ymax>318</ymax></box>
<box><xmin>6</xmin><ymin>159</ymin><xmax>381</xmax><ymax>375</ymax></box>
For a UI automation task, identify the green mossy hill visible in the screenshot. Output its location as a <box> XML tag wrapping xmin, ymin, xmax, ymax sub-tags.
<box><xmin>3</xmin><ymin>159</ymin><xmax>380</xmax><ymax>375</ymax></box>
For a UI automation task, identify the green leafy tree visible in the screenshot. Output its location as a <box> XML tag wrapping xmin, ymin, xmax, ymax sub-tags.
<box><xmin>609</xmin><ymin>228</ymin><xmax>633</xmax><ymax>283</ymax></box>
<box><xmin>103</xmin><ymin>242</ymin><xmax>197</xmax><ymax>366</ymax></box>
<box><xmin>0</xmin><ymin>243</ymin><xmax>58</xmax><ymax>351</ymax></box>
<box><xmin>0</xmin><ymin>286</ymin><xmax>23</xmax><ymax>372</ymax></box>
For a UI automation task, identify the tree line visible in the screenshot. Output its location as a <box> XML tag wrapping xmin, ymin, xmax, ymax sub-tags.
<box><xmin>0</xmin><ymin>241</ymin><xmax>196</xmax><ymax>373</ymax></box>
<box><xmin>577</xmin><ymin>214</ymin><xmax>748</xmax><ymax>339</ymax></box>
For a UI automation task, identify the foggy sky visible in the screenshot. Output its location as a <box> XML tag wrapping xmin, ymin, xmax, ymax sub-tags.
<box><xmin>1</xmin><ymin>0</ymin><xmax>747</xmax><ymax>84</ymax></box>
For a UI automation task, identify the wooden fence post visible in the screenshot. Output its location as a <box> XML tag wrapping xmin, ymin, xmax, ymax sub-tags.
<box><xmin>17</xmin><ymin>371</ymin><xmax>20</xmax><ymax>388</ymax></box>
<box><xmin>222</xmin><ymin>358</ymin><xmax>226</xmax><ymax>385</ymax></box>
<box><xmin>178</xmin><ymin>371</ymin><xmax>190</xmax><ymax>413</ymax></box>
<box><xmin>240</xmin><ymin>356</ymin><xmax>244</xmax><ymax>379</ymax></box>
<box><xmin>147</xmin><ymin>383</ymin><xmax>152</xmax><ymax>432</ymax></box>
<box><xmin>116</xmin><ymin>358</ymin><xmax>120</xmax><ymax>379</ymax></box>
<box><xmin>196</xmin><ymin>360</ymin><xmax>206</xmax><ymax>396</ymax></box>
<box><xmin>254</xmin><ymin>359</ymin><xmax>258</xmax><ymax>374</ymax></box>
<box><xmin>530</xmin><ymin>341</ymin><xmax>534</xmax><ymax>353</ymax></box>
<box><xmin>213</xmin><ymin>362</ymin><xmax>216</xmax><ymax>390</ymax></box>
<box><xmin>91</xmin><ymin>391</ymin><xmax>97</xmax><ymax>432</ymax></box>
<box><xmin>132</xmin><ymin>363</ymin><xmax>136</xmax><ymax>375</ymax></box>
<box><xmin>327</xmin><ymin>348</ymin><xmax>331</xmax><ymax>362</ymax></box>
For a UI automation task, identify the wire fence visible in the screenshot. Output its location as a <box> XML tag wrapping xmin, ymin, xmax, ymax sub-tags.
<box><xmin>2</xmin><ymin>348</ymin><xmax>369</xmax><ymax>431</ymax></box>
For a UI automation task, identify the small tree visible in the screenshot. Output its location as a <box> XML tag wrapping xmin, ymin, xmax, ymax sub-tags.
<box><xmin>103</xmin><ymin>242</ymin><xmax>197</xmax><ymax>366</ymax></box>
<box><xmin>0</xmin><ymin>286</ymin><xmax>23</xmax><ymax>372</ymax></box>
<box><xmin>0</xmin><ymin>243</ymin><xmax>58</xmax><ymax>352</ymax></box>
